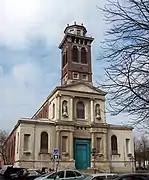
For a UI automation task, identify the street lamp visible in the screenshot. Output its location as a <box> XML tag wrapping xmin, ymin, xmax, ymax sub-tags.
<box><xmin>91</xmin><ymin>148</ymin><xmax>98</xmax><ymax>174</ymax></box>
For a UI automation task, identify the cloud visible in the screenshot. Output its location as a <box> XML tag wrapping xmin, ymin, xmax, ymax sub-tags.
<box><xmin>0</xmin><ymin>0</ymin><xmax>130</xmax><ymax>130</ymax></box>
<box><xmin>0</xmin><ymin>0</ymin><xmax>106</xmax><ymax>48</ymax></box>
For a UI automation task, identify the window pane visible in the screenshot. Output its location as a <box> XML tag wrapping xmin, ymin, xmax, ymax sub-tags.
<box><xmin>24</xmin><ymin>134</ymin><xmax>30</xmax><ymax>151</ymax></box>
<box><xmin>57</xmin><ymin>171</ymin><xmax>64</xmax><ymax>178</ymax></box>
<box><xmin>72</xmin><ymin>46</ymin><xmax>78</xmax><ymax>62</ymax></box>
<box><xmin>96</xmin><ymin>138</ymin><xmax>101</xmax><ymax>152</ymax></box>
<box><xmin>40</xmin><ymin>132</ymin><xmax>48</xmax><ymax>153</ymax></box>
<box><xmin>62</xmin><ymin>136</ymin><xmax>67</xmax><ymax>152</ymax></box>
<box><xmin>76</xmin><ymin>101</ymin><xmax>85</xmax><ymax>119</ymax></box>
<box><xmin>81</xmin><ymin>47</ymin><xmax>87</xmax><ymax>64</ymax></box>
<box><xmin>111</xmin><ymin>135</ymin><xmax>118</xmax><ymax>154</ymax></box>
<box><xmin>66</xmin><ymin>171</ymin><xmax>76</xmax><ymax>178</ymax></box>
<box><xmin>74</xmin><ymin>171</ymin><xmax>81</xmax><ymax>176</ymax></box>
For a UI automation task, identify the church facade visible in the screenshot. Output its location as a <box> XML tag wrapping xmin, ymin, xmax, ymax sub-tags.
<box><xmin>4</xmin><ymin>22</ymin><xmax>135</xmax><ymax>172</ymax></box>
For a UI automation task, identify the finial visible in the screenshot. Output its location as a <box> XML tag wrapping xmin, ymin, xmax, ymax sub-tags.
<box><xmin>67</xmin><ymin>24</ymin><xmax>69</xmax><ymax>27</ymax></box>
<box><xmin>74</xmin><ymin>21</ymin><xmax>76</xmax><ymax>25</ymax></box>
<box><xmin>81</xmin><ymin>23</ymin><xmax>83</xmax><ymax>26</ymax></box>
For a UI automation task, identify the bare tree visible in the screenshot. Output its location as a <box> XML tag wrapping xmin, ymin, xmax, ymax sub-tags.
<box><xmin>134</xmin><ymin>135</ymin><xmax>149</xmax><ymax>168</ymax></box>
<box><xmin>98</xmin><ymin>0</ymin><xmax>149</xmax><ymax>126</ymax></box>
<box><xmin>0</xmin><ymin>130</ymin><xmax>9</xmax><ymax>164</ymax></box>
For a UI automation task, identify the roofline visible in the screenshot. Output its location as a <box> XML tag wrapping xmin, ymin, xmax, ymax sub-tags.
<box><xmin>4</xmin><ymin>118</ymin><xmax>57</xmax><ymax>145</ymax></box>
<box><xmin>32</xmin><ymin>82</ymin><xmax>107</xmax><ymax>118</ymax></box>
<box><xmin>64</xmin><ymin>24</ymin><xmax>87</xmax><ymax>34</ymax></box>
<box><xmin>4</xmin><ymin>120</ymin><xmax>22</xmax><ymax>145</ymax></box>
<box><xmin>108</xmin><ymin>124</ymin><xmax>134</xmax><ymax>131</ymax></box>
<box><xmin>58</xmin><ymin>33</ymin><xmax>94</xmax><ymax>49</ymax></box>
<box><xmin>31</xmin><ymin>86</ymin><xmax>59</xmax><ymax>119</ymax></box>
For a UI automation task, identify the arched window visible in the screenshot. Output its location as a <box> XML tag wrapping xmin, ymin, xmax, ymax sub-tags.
<box><xmin>72</xmin><ymin>46</ymin><xmax>78</xmax><ymax>62</ymax></box>
<box><xmin>81</xmin><ymin>47</ymin><xmax>87</xmax><ymax>64</ymax></box>
<box><xmin>52</xmin><ymin>103</ymin><xmax>55</xmax><ymax>118</ymax></box>
<box><xmin>76</xmin><ymin>101</ymin><xmax>85</xmax><ymax>119</ymax></box>
<box><xmin>111</xmin><ymin>135</ymin><xmax>118</xmax><ymax>154</ymax></box>
<box><xmin>62</xmin><ymin>53</ymin><xmax>66</xmax><ymax>68</ymax></box>
<box><xmin>40</xmin><ymin>132</ymin><xmax>48</xmax><ymax>153</ymax></box>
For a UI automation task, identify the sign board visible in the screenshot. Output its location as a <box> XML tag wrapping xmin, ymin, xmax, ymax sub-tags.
<box><xmin>53</xmin><ymin>155</ymin><xmax>59</xmax><ymax>161</ymax></box>
<box><xmin>53</xmin><ymin>148</ymin><xmax>59</xmax><ymax>156</ymax></box>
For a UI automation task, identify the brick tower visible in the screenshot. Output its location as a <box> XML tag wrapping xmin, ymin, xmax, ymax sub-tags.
<box><xmin>59</xmin><ymin>22</ymin><xmax>94</xmax><ymax>85</ymax></box>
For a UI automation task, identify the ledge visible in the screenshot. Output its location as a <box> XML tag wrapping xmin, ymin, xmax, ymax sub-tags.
<box><xmin>111</xmin><ymin>153</ymin><xmax>121</xmax><ymax>157</ymax></box>
<box><xmin>23</xmin><ymin>151</ymin><xmax>31</xmax><ymax>155</ymax></box>
<box><xmin>39</xmin><ymin>152</ymin><xmax>51</xmax><ymax>156</ymax></box>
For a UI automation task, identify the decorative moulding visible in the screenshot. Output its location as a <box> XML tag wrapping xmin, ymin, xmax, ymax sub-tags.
<box><xmin>23</xmin><ymin>151</ymin><xmax>31</xmax><ymax>155</ymax></box>
<box><xmin>111</xmin><ymin>153</ymin><xmax>121</xmax><ymax>157</ymax></box>
<box><xmin>38</xmin><ymin>152</ymin><xmax>51</xmax><ymax>156</ymax></box>
<box><xmin>62</xmin><ymin>152</ymin><xmax>69</xmax><ymax>157</ymax></box>
<box><xmin>97</xmin><ymin>153</ymin><xmax>103</xmax><ymax>157</ymax></box>
<box><xmin>127</xmin><ymin>153</ymin><xmax>132</xmax><ymax>157</ymax></box>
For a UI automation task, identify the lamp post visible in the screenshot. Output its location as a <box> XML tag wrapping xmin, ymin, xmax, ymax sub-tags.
<box><xmin>91</xmin><ymin>148</ymin><xmax>97</xmax><ymax>174</ymax></box>
<box><xmin>130</xmin><ymin>155</ymin><xmax>135</xmax><ymax>172</ymax></box>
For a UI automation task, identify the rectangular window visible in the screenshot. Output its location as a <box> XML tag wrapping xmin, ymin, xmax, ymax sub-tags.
<box><xmin>73</xmin><ymin>73</ymin><xmax>79</xmax><ymax>79</ymax></box>
<box><xmin>70</xmin><ymin>29</ymin><xmax>74</xmax><ymax>33</ymax></box>
<box><xmin>24</xmin><ymin>134</ymin><xmax>30</xmax><ymax>151</ymax></box>
<box><xmin>126</xmin><ymin>138</ymin><xmax>130</xmax><ymax>153</ymax></box>
<box><xmin>17</xmin><ymin>132</ymin><xmax>19</xmax><ymax>153</ymax></box>
<box><xmin>82</xmin><ymin>74</ymin><xmax>88</xmax><ymax>80</ymax></box>
<box><xmin>96</xmin><ymin>137</ymin><xmax>101</xmax><ymax>152</ymax></box>
<box><xmin>62</xmin><ymin>136</ymin><xmax>67</xmax><ymax>152</ymax></box>
<box><xmin>77</xmin><ymin>30</ymin><xmax>81</xmax><ymax>36</ymax></box>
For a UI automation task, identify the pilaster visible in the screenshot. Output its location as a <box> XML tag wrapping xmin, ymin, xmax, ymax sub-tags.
<box><xmin>91</xmin><ymin>132</ymin><xmax>95</xmax><ymax>161</ymax></box>
<box><xmin>56</xmin><ymin>130</ymin><xmax>60</xmax><ymax>149</ymax></box>
<box><xmin>56</xmin><ymin>94</ymin><xmax>61</xmax><ymax>120</ymax></box>
<box><xmin>69</xmin><ymin>131</ymin><xmax>74</xmax><ymax>160</ymax></box>
<box><xmin>90</xmin><ymin>99</ymin><xmax>94</xmax><ymax>122</ymax></box>
<box><xmin>70</xmin><ymin>96</ymin><xmax>74</xmax><ymax>120</ymax></box>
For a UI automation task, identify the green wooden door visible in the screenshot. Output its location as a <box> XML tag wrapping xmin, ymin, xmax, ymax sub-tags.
<box><xmin>74</xmin><ymin>139</ymin><xmax>90</xmax><ymax>170</ymax></box>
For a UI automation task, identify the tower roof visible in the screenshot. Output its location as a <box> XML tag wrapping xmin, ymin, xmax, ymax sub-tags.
<box><xmin>64</xmin><ymin>22</ymin><xmax>87</xmax><ymax>34</ymax></box>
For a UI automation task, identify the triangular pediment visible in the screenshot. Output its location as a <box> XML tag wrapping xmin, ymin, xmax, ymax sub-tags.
<box><xmin>57</xmin><ymin>81</ymin><xmax>106</xmax><ymax>95</ymax></box>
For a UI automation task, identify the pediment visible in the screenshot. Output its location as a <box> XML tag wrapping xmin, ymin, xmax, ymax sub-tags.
<box><xmin>57</xmin><ymin>82</ymin><xmax>106</xmax><ymax>95</ymax></box>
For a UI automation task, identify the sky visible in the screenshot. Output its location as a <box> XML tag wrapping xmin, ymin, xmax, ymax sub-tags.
<box><xmin>0</xmin><ymin>0</ymin><xmax>130</xmax><ymax>131</ymax></box>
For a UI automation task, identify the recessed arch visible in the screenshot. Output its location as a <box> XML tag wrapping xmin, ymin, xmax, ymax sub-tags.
<box><xmin>111</xmin><ymin>135</ymin><xmax>118</xmax><ymax>154</ymax></box>
<box><xmin>81</xmin><ymin>47</ymin><xmax>87</xmax><ymax>64</ymax></box>
<box><xmin>72</xmin><ymin>45</ymin><xmax>79</xmax><ymax>62</ymax></box>
<box><xmin>40</xmin><ymin>131</ymin><xmax>48</xmax><ymax>153</ymax></box>
<box><xmin>76</xmin><ymin>101</ymin><xmax>85</xmax><ymax>119</ymax></box>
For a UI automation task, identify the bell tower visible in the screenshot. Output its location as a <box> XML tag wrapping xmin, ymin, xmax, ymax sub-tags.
<box><xmin>59</xmin><ymin>22</ymin><xmax>94</xmax><ymax>85</ymax></box>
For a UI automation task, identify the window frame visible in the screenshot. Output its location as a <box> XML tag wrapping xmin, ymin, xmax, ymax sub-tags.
<box><xmin>40</xmin><ymin>131</ymin><xmax>48</xmax><ymax>153</ymax></box>
<box><xmin>76</xmin><ymin>101</ymin><xmax>85</xmax><ymax>119</ymax></box>
<box><xmin>111</xmin><ymin>135</ymin><xmax>118</xmax><ymax>155</ymax></box>
<box><xmin>72</xmin><ymin>46</ymin><xmax>79</xmax><ymax>63</ymax></box>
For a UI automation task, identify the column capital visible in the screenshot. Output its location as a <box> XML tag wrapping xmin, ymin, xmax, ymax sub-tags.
<box><xmin>56</xmin><ymin>94</ymin><xmax>62</xmax><ymax>98</ymax></box>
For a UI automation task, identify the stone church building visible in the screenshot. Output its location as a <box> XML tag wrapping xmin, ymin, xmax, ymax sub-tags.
<box><xmin>4</xmin><ymin>22</ymin><xmax>134</xmax><ymax>172</ymax></box>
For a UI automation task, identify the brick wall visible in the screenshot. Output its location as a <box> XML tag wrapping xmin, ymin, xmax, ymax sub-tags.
<box><xmin>4</xmin><ymin>130</ymin><xmax>16</xmax><ymax>165</ymax></box>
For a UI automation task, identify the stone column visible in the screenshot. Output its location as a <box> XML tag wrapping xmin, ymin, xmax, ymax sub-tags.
<box><xmin>56</xmin><ymin>130</ymin><xmax>60</xmax><ymax>149</ymax></box>
<box><xmin>69</xmin><ymin>131</ymin><xmax>74</xmax><ymax>160</ymax></box>
<box><xmin>91</xmin><ymin>132</ymin><xmax>95</xmax><ymax>162</ymax></box>
<box><xmin>56</xmin><ymin>95</ymin><xmax>61</xmax><ymax>120</ymax></box>
<box><xmin>90</xmin><ymin>99</ymin><xmax>94</xmax><ymax>122</ymax></box>
<box><xmin>70</xmin><ymin>97</ymin><xmax>73</xmax><ymax>120</ymax></box>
